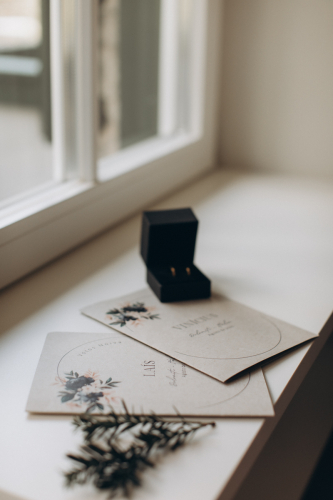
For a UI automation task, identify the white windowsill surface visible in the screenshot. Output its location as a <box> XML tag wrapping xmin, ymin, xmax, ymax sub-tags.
<box><xmin>0</xmin><ymin>167</ymin><xmax>333</xmax><ymax>500</ymax></box>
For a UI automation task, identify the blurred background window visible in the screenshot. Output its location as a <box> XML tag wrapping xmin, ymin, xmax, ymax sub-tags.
<box><xmin>97</xmin><ymin>0</ymin><xmax>193</xmax><ymax>161</ymax></box>
<box><xmin>0</xmin><ymin>0</ymin><xmax>195</xmax><ymax>205</ymax></box>
<box><xmin>0</xmin><ymin>0</ymin><xmax>52</xmax><ymax>205</ymax></box>
<box><xmin>0</xmin><ymin>0</ymin><xmax>212</xmax><ymax>290</ymax></box>
<box><xmin>97</xmin><ymin>0</ymin><xmax>161</xmax><ymax>157</ymax></box>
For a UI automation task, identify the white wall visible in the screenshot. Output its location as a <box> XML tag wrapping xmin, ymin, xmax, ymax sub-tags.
<box><xmin>220</xmin><ymin>0</ymin><xmax>333</xmax><ymax>176</ymax></box>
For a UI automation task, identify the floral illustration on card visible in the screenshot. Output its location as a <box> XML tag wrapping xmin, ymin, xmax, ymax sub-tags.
<box><xmin>55</xmin><ymin>370</ymin><xmax>120</xmax><ymax>413</ymax></box>
<box><xmin>106</xmin><ymin>302</ymin><xmax>160</xmax><ymax>328</ymax></box>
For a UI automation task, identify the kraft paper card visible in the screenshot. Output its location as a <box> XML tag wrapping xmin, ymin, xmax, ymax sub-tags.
<box><xmin>81</xmin><ymin>288</ymin><xmax>316</xmax><ymax>383</ymax></box>
<box><xmin>26</xmin><ymin>331</ymin><xmax>274</xmax><ymax>417</ymax></box>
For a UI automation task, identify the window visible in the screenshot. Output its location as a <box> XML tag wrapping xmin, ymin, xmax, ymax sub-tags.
<box><xmin>0</xmin><ymin>0</ymin><xmax>52</xmax><ymax>204</ymax></box>
<box><xmin>0</xmin><ymin>0</ymin><xmax>223</xmax><ymax>289</ymax></box>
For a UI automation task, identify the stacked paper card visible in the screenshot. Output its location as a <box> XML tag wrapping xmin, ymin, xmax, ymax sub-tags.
<box><xmin>26</xmin><ymin>289</ymin><xmax>316</xmax><ymax>418</ymax></box>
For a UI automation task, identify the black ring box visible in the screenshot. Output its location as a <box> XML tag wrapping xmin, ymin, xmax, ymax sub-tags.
<box><xmin>140</xmin><ymin>208</ymin><xmax>211</xmax><ymax>302</ymax></box>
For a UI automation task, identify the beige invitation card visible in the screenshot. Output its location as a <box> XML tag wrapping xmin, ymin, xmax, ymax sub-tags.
<box><xmin>26</xmin><ymin>331</ymin><xmax>274</xmax><ymax>417</ymax></box>
<box><xmin>82</xmin><ymin>288</ymin><xmax>316</xmax><ymax>383</ymax></box>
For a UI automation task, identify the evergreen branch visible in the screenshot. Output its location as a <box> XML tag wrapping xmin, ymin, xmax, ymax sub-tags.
<box><xmin>65</xmin><ymin>403</ymin><xmax>215</xmax><ymax>498</ymax></box>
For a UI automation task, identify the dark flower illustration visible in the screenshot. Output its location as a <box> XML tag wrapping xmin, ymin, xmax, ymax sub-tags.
<box><xmin>106</xmin><ymin>301</ymin><xmax>160</xmax><ymax>327</ymax></box>
<box><xmin>76</xmin><ymin>392</ymin><xmax>104</xmax><ymax>404</ymax></box>
<box><xmin>65</xmin><ymin>376</ymin><xmax>95</xmax><ymax>391</ymax></box>
<box><xmin>122</xmin><ymin>304</ymin><xmax>147</xmax><ymax>313</ymax></box>
<box><xmin>57</xmin><ymin>370</ymin><xmax>120</xmax><ymax>413</ymax></box>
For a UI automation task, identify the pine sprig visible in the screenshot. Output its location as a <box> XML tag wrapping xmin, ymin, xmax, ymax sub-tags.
<box><xmin>64</xmin><ymin>403</ymin><xmax>215</xmax><ymax>498</ymax></box>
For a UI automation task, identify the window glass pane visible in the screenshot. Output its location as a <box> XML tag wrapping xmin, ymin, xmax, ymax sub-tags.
<box><xmin>62</xmin><ymin>0</ymin><xmax>78</xmax><ymax>178</ymax></box>
<box><xmin>0</xmin><ymin>0</ymin><xmax>53</xmax><ymax>204</ymax></box>
<box><xmin>97</xmin><ymin>0</ymin><xmax>193</xmax><ymax>161</ymax></box>
<box><xmin>97</xmin><ymin>0</ymin><xmax>160</xmax><ymax>158</ymax></box>
<box><xmin>97</xmin><ymin>0</ymin><xmax>120</xmax><ymax>158</ymax></box>
<box><xmin>119</xmin><ymin>0</ymin><xmax>160</xmax><ymax>149</ymax></box>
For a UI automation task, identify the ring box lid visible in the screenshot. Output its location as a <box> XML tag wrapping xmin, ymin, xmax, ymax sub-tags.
<box><xmin>141</xmin><ymin>208</ymin><xmax>198</xmax><ymax>267</ymax></box>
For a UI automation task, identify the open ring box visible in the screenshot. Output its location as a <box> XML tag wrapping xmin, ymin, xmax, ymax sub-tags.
<box><xmin>140</xmin><ymin>208</ymin><xmax>211</xmax><ymax>302</ymax></box>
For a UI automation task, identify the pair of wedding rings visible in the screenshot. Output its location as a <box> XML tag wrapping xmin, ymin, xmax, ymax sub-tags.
<box><xmin>170</xmin><ymin>267</ymin><xmax>191</xmax><ymax>277</ymax></box>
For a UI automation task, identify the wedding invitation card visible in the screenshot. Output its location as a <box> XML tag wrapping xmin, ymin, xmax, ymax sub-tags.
<box><xmin>26</xmin><ymin>331</ymin><xmax>274</xmax><ymax>417</ymax></box>
<box><xmin>82</xmin><ymin>288</ymin><xmax>316</xmax><ymax>382</ymax></box>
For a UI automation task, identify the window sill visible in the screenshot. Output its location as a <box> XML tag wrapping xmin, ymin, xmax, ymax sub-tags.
<box><xmin>0</xmin><ymin>135</ymin><xmax>215</xmax><ymax>289</ymax></box>
<box><xmin>1</xmin><ymin>168</ymin><xmax>333</xmax><ymax>500</ymax></box>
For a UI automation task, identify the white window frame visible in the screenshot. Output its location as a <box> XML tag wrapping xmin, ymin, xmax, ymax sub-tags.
<box><xmin>0</xmin><ymin>0</ymin><xmax>223</xmax><ymax>290</ymax></box>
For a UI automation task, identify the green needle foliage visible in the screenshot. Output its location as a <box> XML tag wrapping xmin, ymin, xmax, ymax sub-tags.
<box><xmin>64</xmin><ymin>402</ymin><xmax>215</xmax><ymax>498</ymax></box>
